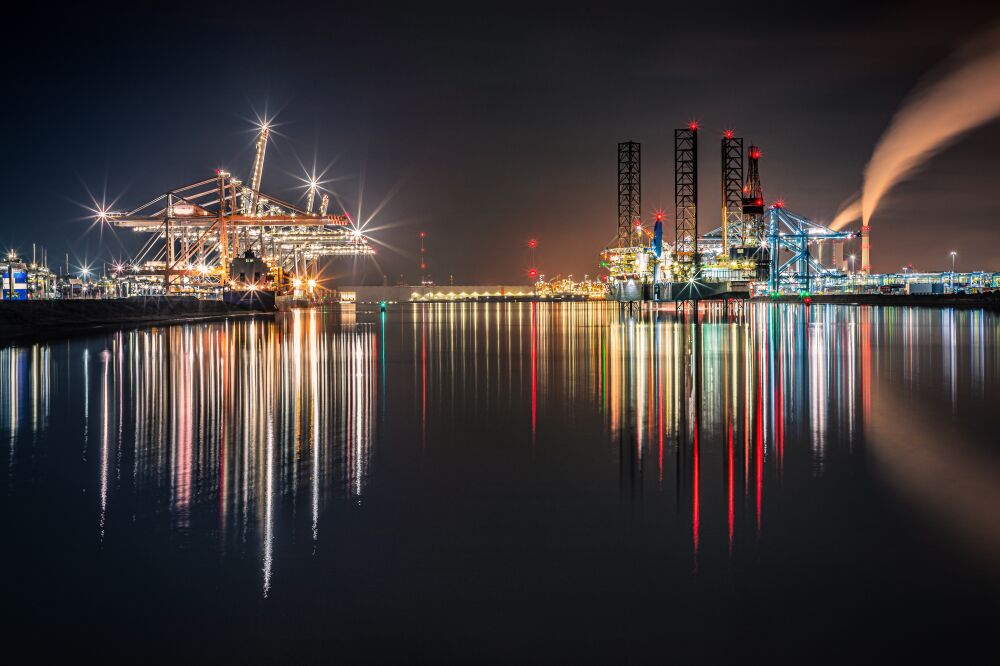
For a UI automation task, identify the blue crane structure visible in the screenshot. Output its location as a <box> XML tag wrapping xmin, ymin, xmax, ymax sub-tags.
<box><xmin>765</xmin><ymin>204</ymin><xmax>857</xmax><ymax>293</ymax></box>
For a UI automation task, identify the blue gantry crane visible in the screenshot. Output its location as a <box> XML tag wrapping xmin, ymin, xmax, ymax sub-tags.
<box><xmin>766</xmin><ymin>203</ymin><xmax>857</xmax><ymax>293</ymax></box>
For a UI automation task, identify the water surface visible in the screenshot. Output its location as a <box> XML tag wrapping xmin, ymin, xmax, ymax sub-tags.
<box><xmin>3</xmin><ymin>303</ymin><xmax>999</xmax><ymax>659</ymax></box>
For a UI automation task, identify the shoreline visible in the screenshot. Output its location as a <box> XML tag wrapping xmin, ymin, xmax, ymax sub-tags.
<box><xmin>757</xmin><ymin>292</ymin><xmax>1000</xmax><ymax>310</ymax></box>
<box><xmin>0</xmin><ymin>296</ymin><xmax>275</xmax><ymax>344</ymax></box>
<box><xmin>4</xmin><ymin>291</ymin><xmax>999</xmax><ymax>346</ymax></box>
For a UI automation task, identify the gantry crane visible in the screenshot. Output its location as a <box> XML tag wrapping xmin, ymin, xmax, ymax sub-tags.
<box><xmin>108</xmin><ymin>124</ymin><xmax>372</xmax><ymax>293</ymax></box>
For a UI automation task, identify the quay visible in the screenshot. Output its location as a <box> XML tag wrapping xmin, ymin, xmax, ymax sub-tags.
<box><xmin>762</xmin><ymin>292</ymin><xmax>1000</xmax><ymax>310</ymax></box>
<box><xmin>0</xmin><ymin>295</ymin><xmax>275</xmax><ymax>341</ymax></box>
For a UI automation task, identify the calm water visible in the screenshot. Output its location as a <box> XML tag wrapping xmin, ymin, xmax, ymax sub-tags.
<box><xmin>3</xmin><ymin>303</ymin><xmax>999</xmax><ymax>660</ymax></box>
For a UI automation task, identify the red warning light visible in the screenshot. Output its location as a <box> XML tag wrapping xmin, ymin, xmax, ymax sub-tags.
<box><xmin>419</xmin><ymin>231</ymin><xmax>426</xmax><ymax>238</ymax></box>
<box><xmin>655</xmin><ymin>212</ymin><xmax>663</xmax><ymax>221</ymax></box>
<box><xmin>688</xmin><ymin>121</ymin><xmax>699</xmax><ymax>131</ymax></box>
<box><xmin>528</xmin><ymin>269</ymin><xmax>538</xmax><ymax>279</ymax></box>
<box><xmin>420</xmin><ymin>263</ymin><xmax>427</xmax><ymax>270</ymax></box>
<box><xmin>774</xmin><ymin>199</ymin><xmax>784</xmax><ymax>209</ymax></box>
<box><xmin>724</xmin><ymin>129</ymin><xmax>734</xmax><ymax>139</ymax></box>
<box><xmin>750</xmin><ymin>148</ymin><xmax>761</xmax><ymax>159</ymax></box>
<box><xmin>528</xmin><ymin>239</ymin><xmax>537</xmax><ymax>248</ymax></box>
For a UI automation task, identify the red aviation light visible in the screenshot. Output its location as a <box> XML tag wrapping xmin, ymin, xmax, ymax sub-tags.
<box><xmin>724</xmin><ymin>129</ymin><xmax>734</xmax><ymax>139</ymax></box>
<box><xmin>528</xmin><ymin>239</ymin><xmax>537</xmax><ymax>248</ymax></box>
<box><xmin>655</xmin><ymin>212</ymin><xmax>663</xmax><ymax>221</ymax></box>
<box><xmin>419</xmin><ymin>231</ymin><xmax>426</xmax><ymax>239</ymax></box>
<box><xmin>774</xmin><ymin>199</ymin><xmax>784</xmax><ymax>209</ymax></box>
<box><xmin>750</xmin><ymin>148</ymin><xmax>762</xmax><ymax>160</ymax></box>
<box><xmin>688</xmin><ymin>121</ymin><xmax>699</xmax><ymax>131</ymax></box>
<box><xmin>420</xmin><ymin>263</ymin><xmax>427</xmax><ymax>270</ymax></box>
<box><xmin>528</xmin><ymin>269</ymin><xmax>538</xmax><ymax>279</ymax></box>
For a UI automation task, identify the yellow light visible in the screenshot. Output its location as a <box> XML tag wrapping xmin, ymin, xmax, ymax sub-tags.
<box><xmin>307</xmin><ymin>279</ymin><xmax>316</xmax><ymax>289</ymax></box>
<box><xmin>292</xmin><ymin>278</ymin><xmax>302</xmax><ymax>288</ymax></box>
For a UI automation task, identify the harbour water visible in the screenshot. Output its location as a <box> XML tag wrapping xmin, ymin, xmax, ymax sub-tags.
<box><xmin>3</xmin><ymin>303</ymin><xmax>999</xmax><ymax>659</ymax></box>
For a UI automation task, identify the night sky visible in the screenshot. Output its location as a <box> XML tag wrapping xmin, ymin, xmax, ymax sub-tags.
<box><xmin>5</xmin><ymin>1</ymin><xmax>1000</xmax><ymax>282</ymax></box>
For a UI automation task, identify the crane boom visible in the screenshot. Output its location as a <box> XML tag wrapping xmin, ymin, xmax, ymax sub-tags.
<box><xmin>247</xmin><ymin>125</ymin><xmax>269</xmax><ymax>212</ymax></box>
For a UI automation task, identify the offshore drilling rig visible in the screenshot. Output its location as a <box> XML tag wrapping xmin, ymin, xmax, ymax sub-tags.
<box><xmin>602</xmin><ymin>122</ymin><xmax>857</xmax><ymax>302</ymax></box>
<box><xmin>105</xmin><ymin>123</ymin><xmax>373</xmax><ymax>296</ymax></box>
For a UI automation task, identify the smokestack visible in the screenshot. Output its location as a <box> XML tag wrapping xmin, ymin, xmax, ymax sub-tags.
<box><xmin>834</xmin><ymin>241</ymin><xmax>845</xmax><ymax>273</ymax></box>
<box><xmin>861</xmin><ymin>225</ymin><xmax>871</xmax><ymax>273</ymax></box>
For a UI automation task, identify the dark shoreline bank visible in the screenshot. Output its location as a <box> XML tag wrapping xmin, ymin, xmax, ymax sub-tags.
<box><xmin>758</xmin><ymin>292</ymin><xmax>1000</xmax><ymax>310</ymax></box>
<box><xmin>0</xmin><ymin>296</ymin><xmax>275</xmax><ymax>343</ymax></box>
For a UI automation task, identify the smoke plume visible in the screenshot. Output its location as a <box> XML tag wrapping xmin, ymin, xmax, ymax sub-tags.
<box><xmin>861</xmin><ymin>29</ymin><xmax>1000</xmax><ymax>226</ymax></box>
<box><xmin>829</xmin><ymin>196</ymin><xmax>861</xmax><ymax>231</ymax></box>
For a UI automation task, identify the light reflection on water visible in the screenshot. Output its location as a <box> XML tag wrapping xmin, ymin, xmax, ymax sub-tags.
<box><xmin>3</xmin><ymin>302</ymin><xmax>1000</xmax><ymax>649</ymax></box>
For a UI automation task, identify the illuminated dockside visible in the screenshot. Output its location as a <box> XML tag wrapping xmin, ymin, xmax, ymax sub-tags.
<box><xmin>103</xmin><ymin>122</ymin><xmax>374</xmax><ymax>299</ymax></box>
<box><xmin>601</xmin><ymin>124</ymin><xmax>860</xmax><ymax>302</ymax></box>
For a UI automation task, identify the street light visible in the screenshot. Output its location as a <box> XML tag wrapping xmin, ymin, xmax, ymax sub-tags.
<box><xmin>850</xmin><ymin>254</ymin><xmax>856</xmax><ymax>276</ymax></box>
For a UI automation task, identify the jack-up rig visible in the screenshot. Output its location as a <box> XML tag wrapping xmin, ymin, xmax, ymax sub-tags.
<box><xmin>602</xmin><ymin>123</ymin><xmax>857</xmax><ymax>302</ymax></box>
<box><xmin>105</xmin><ymin>123</ymin><xmax>373</xmax><ymax>299</ymax></box>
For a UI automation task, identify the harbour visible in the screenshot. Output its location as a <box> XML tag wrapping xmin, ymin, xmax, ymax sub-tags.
<box><xmin>7</xmin><ymin>2</ymin><xmax>1000</xmax><ymax>660</ymax></box>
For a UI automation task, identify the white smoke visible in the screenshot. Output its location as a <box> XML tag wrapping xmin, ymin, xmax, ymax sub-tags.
<box><xmin>861</xmin><ymin>28</ymin><xmax>1000</xmax><ymax>226</ymax></box>
<box><xmin>829</xmin><ymin>196</ymin><xmax>861</xmax><ymax>232</ymax></box>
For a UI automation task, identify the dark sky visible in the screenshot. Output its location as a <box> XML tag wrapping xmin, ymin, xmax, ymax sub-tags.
<box><xmin>5</xmin><ymin>1</ymin><xmax>1000</xmax><ymax>281</ymax></box>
